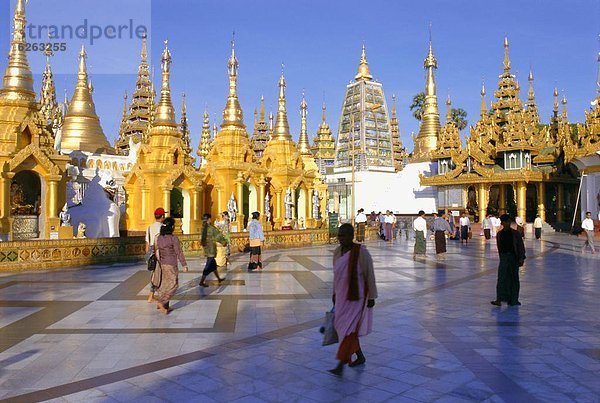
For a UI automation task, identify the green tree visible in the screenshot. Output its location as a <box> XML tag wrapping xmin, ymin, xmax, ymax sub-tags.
<box><xmin>409</xmin><ymin>92</ymin><xmax>425</xmax><ymax>121</ymax></box>
<box><xmin>450</xmin><ymin>108</ymin><xmax>468</xmax><ymax>131</ymax></box>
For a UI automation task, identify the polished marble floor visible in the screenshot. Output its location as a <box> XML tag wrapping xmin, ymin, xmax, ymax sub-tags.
<box><xmin>0</xmin><ymin>232</ymin><xmax>598</xmax><ymax>402</ymax></box>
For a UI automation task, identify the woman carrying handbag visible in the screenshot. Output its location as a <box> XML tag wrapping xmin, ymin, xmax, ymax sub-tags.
<box><xmin>152</xmin><ymin>217</ymin><xmax>188</xmax><ymax>314</ymax></box>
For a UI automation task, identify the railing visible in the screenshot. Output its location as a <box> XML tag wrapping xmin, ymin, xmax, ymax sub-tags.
<box><xmin>0</xmin><ymin>229</ymin><xmax>329</xmax><ymax>271</ymax></box>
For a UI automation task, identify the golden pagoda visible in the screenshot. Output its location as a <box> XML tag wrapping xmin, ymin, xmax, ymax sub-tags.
<box><xmin>124</xmin><ymin>40</ymin><xmax>203</xmax><ymax>234</ymax></box>
<box><xmin>0</xmin><ymin>0</ymin><xmax>69</xmax><ymax>240</ymax></box>
<box><xmin>412</xmin><ymin>37</ymin><xmax>441</xmax><ymax>161</ymax></box>
<box><xmin>311</xmin><ymin>102</ymin><xmax>336</xmax><ymax>175</ymax></box>
<box><xmin>60</xmin><ymin>46</ymin><xmax>114</xmax><ymax>154</ymax></box>
<box><xmin>261</xmin><ymin>69</ymin><xmax>324</xmax><ymax>229</ymax></box>
<box><xmin>390</xmin><ymin>94</ymin><xmax>407</xmax><ymax>170</ymax></box>
<box><xmin>421</xmin><ymin>37</ymin><xmax>579</xmax><ymax>225</ymax></box>
<box><xmin>115</xmin><ymin>34</ymin><xmax>154</xmax><ymax>155</ymax></box>
<box><xmin>250</xmin><ymin>96</ymin><xmax>269</xmax><ymax>158</ymax></box>
<box><xmin>203</xmin><ymin>40</ymin><xmax>266</xmax><ymax>230</ymax></box>
<box><xmin>179</xmin><ymin>93</ymin><xmax>193</xmax><ymax>163</ymax></box>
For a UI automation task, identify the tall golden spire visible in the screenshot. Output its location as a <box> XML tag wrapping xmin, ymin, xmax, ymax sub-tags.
<box><xmin>503</xmin><ymin>36</ymin><xmax>511</xmax><ymax>72</ymax></box>
<box><xmin>553</xmin><ymin>87</ymin><xmax>559</xmax><ymax>115</ymax></box>
<box><xmin>0</xmin><ymin>0</ymin><xmax>34</xmax><ymax>101</ymax></box>
<box><xmin>273</xmin><ymin>66</ymin><xmax>292</xmax><ymax>140</ymax></box>
<box><xmin>298</xmin><ymin>91</ymin><xmax>311</xmax><ymax>155</ymax></box>
<box><xmin>60</xmin><ymin>45</ymin><xmax>113</xmax><ymax>153</ymax></box>
<box><xmin>259</xmin><ymin>95</ymin><xmax>266</xmax><ymax>121</ymax></box>
<box><xmin>480</xmin><ymin>81</ymin><xmax>487</xmax><ymax>117</ymax></box>
<box><xmin>152</xmin><ymin>40</ymin><xmax>177</xmax><ymax>128</ymax></box>
<box><xmin>527</xmin><ymin>69</ymin><xmax>536</xmax><ymax>105</ymax></box>
<box><xmin>221</xmin><ymin>35</ymin><xmax>245</xmax><ymax>129</ymax></box>
<box><xmin>355</xmin><ymin>44</ymin><xmax>373</xmax><ymax>81</ymax></box>
<box><xmin>268</xmin><ymin>111</ymin><xmax>274</xmax><ymax>138</ymax></box>
<box><xmin>413</xmin><ymin>30</ymin><xmax>441</xmax><ymax>159</ymax></box>
<box><xmin>118</xmin><ymin>92</ymin><xmax>128</xmax><ymax>134</ymax></box>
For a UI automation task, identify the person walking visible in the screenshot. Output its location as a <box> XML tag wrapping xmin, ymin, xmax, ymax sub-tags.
<box><xmin>491</xmin><ymin>214</ymin><xmax>526</xmax><ymax>307</ymax></box>
<box><xmin>413</xmin><ymin>210</ymin><xmax>427</xmax><ymax>259</ymax></box>
<box><xmin>515</xmin><ymin>215</ymin><xmax>525</xmax><ymax>239</ymax></box>
<box><xmin>459</xmin><ymin>212</ymin><xmax>470</xmax><ymax>245</ymax></box>
<box><xmin>199</xmin><ymin>213</ymin><xmax>227</xmax><ymax>287</ymax></box>
<box><xmin>384</xmin><ymin>211</ymin><xmax>394</xmax><ymax>242</ymax></box>
<box><xmin>482</xmin><ymin>215</ymin><xmax>492</xmax><ymax>240</ymax></box>
<box><xmin>247</xmin><ymin>211</ymin><xmax>265</xmax><ymax>271</ymax></box>
<box><xmin>533</xmin><ymin>215</ymin><xmax>543</xmax><ymax>240</ymax></box>
<box><xmin>328</xmin><ymin>223</ymin><xmax>377</xmax><ymax>376</ymax></box>
<box><xmin>355</xmin><ymin>209</ymin><xmax>367</xmax><ymax>242</ymax></box>
<box><xmin>581</xmin><ymin>211</ymin><xmax>596</xmax><ymax>254</ymax></box>
<box><xmin>152</xmin><ymin>217</ymin><xmax>188</xmax><ymax>314</ymax></box>
<box><xmin>433</xmin><ymin>213</ymin><xmax>452</xmax><ymax>257</ymax></box>
<box><xmin>215</xmin><ymin>211</ymin><xmax>232</xmax><ymax>268</ymax></box>
<box><xmin>146</xmin><ymin>207</ymin><xmax>165</xmax><ymax>303</ymax></box>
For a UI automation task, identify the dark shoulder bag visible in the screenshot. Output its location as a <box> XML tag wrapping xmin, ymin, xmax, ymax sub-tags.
<box><xmin>147</xmin><ymin>228</ymin><xmax>157</xmax><ymax>271</ymax></box>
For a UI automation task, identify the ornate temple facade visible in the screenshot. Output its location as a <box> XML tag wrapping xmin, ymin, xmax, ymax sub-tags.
<box><xmin>0</xmin><ymin>0</ymin><xmax>70</xmax><ymax>240</ymax></box>
<box><xmin>421</xmin><ymin>38</ymin><xmax>590</xmax><ymax>224</ymax></box>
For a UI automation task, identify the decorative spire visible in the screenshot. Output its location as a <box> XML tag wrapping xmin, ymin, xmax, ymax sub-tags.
<box><xmin>321</xmin><ymin>101</ymin><xmax>327</xmax><ymax>124</ymax></box>
<box><xmin>259</xmin><ymin>95</ymin><xmax>265</xmax><ymax>121</ymax></box>
<box><xmin>553</xmin><ymin>87</ymin><xmax>559</xmax><ymax>114</ymax></box>
<box><xmin>596</xmin><ymin>50</ymin><xmax>600</xmax><ymax>98</ymax></box>
<box><xmin>212</xmin><ymin>123</ymin><xmax>218</xmax><ymax>138</ymax></box>
<box><xmin>269</xmin><ymin>111</ymin><xmax>274</xmax><ymax>134</ymax></box>
<box><xmin>480</xmin><ymin>81</ymin><xmax>487</xmax><ymax>117</ymax></box>
<box><xmin>180</xmin><ymin>93</ymin><xmax>191</xmax><ymax>153</ymax></box>
<box><xmin>152</xmin><ymin>40</ymin><xmax>177</xmax><ymax>127</ymax></box>
<box><xmin>221</xmin><ymin>34</ymin><xmax>245</xmax><ymax>129</ymax></box>
<box><xmin>297</xmin><ymin>91</ymin><xmax>311</xmax><ymax>155</ymax></box>
<box><xmin>414</xmin><ymin>29</ymin><xmax>441</xmax><ymax>158</ymax></box>
<box><xmin>39</xmin><ymin>45</ymin><xmax>59</xmax><ymax>127</ymax></box>
<box><xmin>60</xmin><ymin>45</ymin><xmax>113</xmax><ymax>153</ymax></box>
<box><xmin>1</xmin><ymin>0</ymin><xmax>34</xmax><ymax>100</ymax></box>
<box><xmin>251</xmin><ymin>96</ymin><xmax>269</xmax><ymax>157</ymax></box>
<box><xmin>119</xmin><ymin>92</ymin><xmax>128</xmax><ymax>132</ymax></box>
<box><xmin>273</xmin><ymin>66</ymin><xmax>292</xmax><ymax>140</ymax></box>
<box><xmin>355</xmin><ymin>44</ymin><xmax>373</xmax><ymax>81</ymax></box>
<box><xmin>527</xmin><ymin>69</ymin><xmax>536</xmax><ymax>103</ymax></box>
<box><xmin>198</xmin><ymin>108</ymin><xmax>212</xmax><ymax>165</ymax></box>
<box><xmin>561</xmin><ymin>93</ymin><xmax>568</xmax><ymax>120</ymax></box>
<box><xmin>503</xmin><ymin>36</ymin><xmax>511</xmax><ymax>72</ymax></box>
<box><xmin>445</xmin><ymin>94</ymin><xmax>452</xmax><ymax>123</ymax></box>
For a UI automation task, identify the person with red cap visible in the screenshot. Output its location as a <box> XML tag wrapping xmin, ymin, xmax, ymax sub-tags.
<box><xmin>146</xmin><ymin>207</ymin><xmax>165</xmax><ymax>302</ymax></box>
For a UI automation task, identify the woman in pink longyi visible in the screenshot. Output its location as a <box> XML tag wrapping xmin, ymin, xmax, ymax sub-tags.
<box><xmin>328</xmin><ymin>223</ymin><xmax>378</xmax><ymax>376</ymax></box>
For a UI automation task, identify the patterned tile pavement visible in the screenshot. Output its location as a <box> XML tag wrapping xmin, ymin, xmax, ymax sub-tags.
<box><xmin>0</xmin><ymin>232</ymin><xmax>598</xmax><ymax>402</ymax></box>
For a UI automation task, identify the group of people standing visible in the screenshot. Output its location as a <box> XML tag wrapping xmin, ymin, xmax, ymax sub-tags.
<box><xmin>145</xmin><ymin>208</ymin><xmax>266</xmax><ymax>314</ymax></box>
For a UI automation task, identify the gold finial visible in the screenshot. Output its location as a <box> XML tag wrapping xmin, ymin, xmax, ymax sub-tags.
<box><xmin>273</xmin><ymin>67</ymin><xmax>292</xmax><ymax>140</ymax></box>
<box><xmin>355</xmin><ymin>44</ymin><xmax>373</xmax><ymax>81</ymax></box>
<box><xmin>561</xmin><ymin>92</ymin><xmax>568</xmax><ymax>120</ymax></box>
<box><xmin>321</xmin><ymin>101</ymin><xmax>327</xmax><ymax>123</ymax></box>
<box><xmin>480</xmin><ymin>80</ymin><xmax>487</xmax><ymax>116</ymax></box>
<box><xmin>503</xmin><ymin>36</ymin><xmax>511</xmax><ymax>72</ymax></box>
<box><xmin>269</xmin><ymin>111</ymin><xmax>274</xmax><ymax>133</ymax></box>
<box><xmin>181</xmin><ymin>92</ymin><xmax>186</xmax><ymax>114</ymax></box>
<box><xmin>553</xmin><ymin>87</ymin><xmax>559</xmax><ymax>113</ymax></box>
<box><xmin>152</xmin><ymin>39</ymin><xmax>177</xmax><ymax>127</ymax></box>
<box><xmin>122</xmin><ymin>92</ymin><xmax>128</xmax><ymax>118</ymax></box>
<box><xmin>391</xmin><ymin>94</ymin><xmax>397</xmax><ymax>116</ymax></box>
<box><xmin>0</xmin><ymin>0</ymin><xmax>34</xmax><ymax>100</ymax></box>
<box><xmin>221</xmin><ymin>35</ymin><xmax>245</xmax><ymax>129</ymax></box>
<box><xmin>198</xmin><ymin>108</ymin><xmax>211</xmax><ymax>161</ymax></box>
<box><xmin>298</xmin><ymin>90</ymin><xmax>311</xmax><ymax>155</ymax></box>
<box><xmin>445</xmin><ymin>94</ymin><xmax>452</xmax><ymax>122</ymax></box>
<box><xmin>424</xmin><ymin>26</ymin><xmax>437</xmax><ymax>69</ymax></box>
<box><xmin>527</xmin><ymin>68</ymin><xmax>536</xmax><ymax>104</ymax></box>
<box><xmin>212</xmin><ymin>123</ymin><xmax>218</xmax><ymax>137</ymax></box>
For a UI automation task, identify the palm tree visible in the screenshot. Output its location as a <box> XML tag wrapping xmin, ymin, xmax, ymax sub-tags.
<box><xmin>409</xmin><ymin>92</ymin><xmax>425</xmax><ymax>121</ymax></box>
<box><xmin>450</xmin><ymin>108</ymin><xmax>468</xmax><ymax>131</ymax></box>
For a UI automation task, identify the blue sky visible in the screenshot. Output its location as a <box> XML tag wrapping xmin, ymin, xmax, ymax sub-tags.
<box><xmin>1</xmin><ymin>0</ymin><xmax>599</xmax><ymax>154</ymax></box>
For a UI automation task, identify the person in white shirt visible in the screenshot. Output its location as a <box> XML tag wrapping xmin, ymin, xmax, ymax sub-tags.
<box><xmin>490</xmin><ymin>215</ymin><xmax>499</xmax><ymax>237</ymax></box>
<box><xmin>413</xmin><ymin>210</ymin><xmax>427</xmax><ymax>259</ymax></box>
<box><xmin>533</xmin><ymin>215</ymin><xmax>543</xmax><ymax>240</ymax></box>
<box><xmin>355</xmin><ymin>209</ymin><xmax>367</xmax><ymax>242</ymax></box>
<box><xmin>459</xmin><ymin>212</ymin><xmax>471</xmax><ymax>245</ymax></box>
<box><xmin>482</xmin><ymin>215</ymin><xmax>492</xmax><ymax>240</ymax></box>
<box><xmin>384</xmin><ymin>211</ymin><xmax>395</xmax><ymax>242</ymax></box>
<box><xmin>581</xmin><ymin>211</ymin><xmax>596</xmax><ymax>254</ymax></box>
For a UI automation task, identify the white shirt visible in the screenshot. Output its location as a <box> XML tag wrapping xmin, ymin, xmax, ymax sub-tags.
<box><xmin>355</xmin><ymin>213</ymin><xmax>367</xmax><ymax>223</ymax></box>
<box><xmin>582</xmin><ymin>218</ymin><xmax>594</xmax><ymax>231</ymax></box>
<box><xmin>384</xmin><ymin>215</ymin><xmax>395</xmax><ymax>224</ymax></box>
<box><xmin>515</xmin><ymin>216</ymin><xmax>524</xmax><ymax>226</ymax></box>
<box><xmin>145</xmin><ymin>222</ymin><xmax>162</xmax><ymax>245</ymax></box>
<box><xmin>413</xmin><ymin>216</ymin><xmax>427</xmax><ymax>231</ymax></box>
<box><xmin>459</xmin><ymin>216</ymin><xmax>470</xmax><ymax>227</ymax></box>
<box><xmin>533</xmin><ymin>217</ymin><xmax>543</xmax><ymax>228</ymax></box>
<box><xmin>493</xmin><ymin>217</ymin><xmax>501</xmax><ymax>227</ymax></box>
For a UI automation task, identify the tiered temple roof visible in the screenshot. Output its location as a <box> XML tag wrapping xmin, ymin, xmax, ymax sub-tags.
<box><xmin>251</xmin><ymin>96</ymin><xmax>269</xmax><ymax>158</ymax></box>
<box><xmin>390</xmin><ymin>94</ymin><xmax>407</xmax><ymax>170</ymax></box>
<box><xmin>311</xmin><ymin>102</ymin><xmax>336</xmax><ymax>175</ymax></box>
<box><xmin>334</xmin><ymin>46</ymin><xmax>394</xmax><ymax>171</ymax></box>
